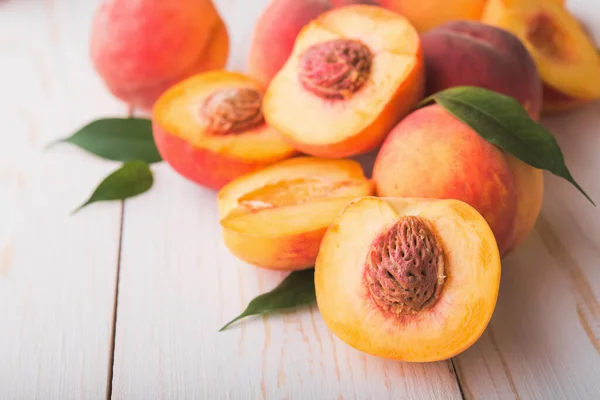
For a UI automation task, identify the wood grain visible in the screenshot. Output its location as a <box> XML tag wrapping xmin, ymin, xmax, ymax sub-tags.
<box><xmin>1</xmin><ymin>0</ymin><xmax>600</xmax><ymax>398</ymax></box>
<box><xmin>0</xmin><ymin>0</ymin><xmax>126</xmax><ymax>399</ymax></box>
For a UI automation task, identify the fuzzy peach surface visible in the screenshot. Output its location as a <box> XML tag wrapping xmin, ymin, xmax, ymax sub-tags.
<box><xmin>422</xmin><ymin>20</ymin><xmax>542</xmax><ymax>119</ymax></box>
<box><xmin>263</xmin><ymin>5</ymin><xmax>424</xmax><ymax>158</ymax></box>
<box><xmin>91</xmin><ymin>0</ymin><xmax>229</xmax><ymax>109</ymax></box>
<box><xmin>373</xmin><ymin>105</ymin><xmax>543</xmax><ymax>256</ymax></box>
<box><xmin>315</xmin><ymin>197</ymin><xmax>501</xmax><ymax>362</ymax></box>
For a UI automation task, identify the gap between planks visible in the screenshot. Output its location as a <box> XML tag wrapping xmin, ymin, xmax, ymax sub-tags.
<box><xmin>106</xmin><ymin>104</ymin><xmax>134</xmax><ymax>400</ymax></box>
<box><xmin>450</xmin><ymin>358</ymin><xmax>467</xmax><ymax>400</ymax></box>
<box><xmin>106</xmin><ymin>201</ymin><xmax>125</xmax><ymax>400</ymax></box>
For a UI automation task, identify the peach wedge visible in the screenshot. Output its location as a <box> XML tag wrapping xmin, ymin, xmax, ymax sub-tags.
<box><xmin>263</xmin><ymin>5</ymin><xmax>424</xmax><ymax>158</ymax></box>
<box><xmin>315</xmin><ymin>197</ymin><xmax>501</xmax><ymax>362</ymax></box>
<box><xmin>218</xmin><ymin>157</ymin><xmax>373</xmax><ymax>270</ymax></box>
<box><xmin>482</xmin><ymin>0</ymin><xmax>600</xmax><ymax>111</ymax></box>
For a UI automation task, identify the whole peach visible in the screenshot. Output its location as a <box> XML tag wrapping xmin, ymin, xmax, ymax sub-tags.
<box><xmin>422</xmin><ymin>21</ymin><xmax>542</xmax><ymax>119</ymax></box>
<box><xmin>91</xmin><ymin>0</ymin><xmax>229</xmax><ymax>110</ymax></box>
<box><xmin>376</xmin><ymin>0</ymin><xmax>486</xmax><ymax>32</ymax></box>
<box><xmin>373</xmin><ymin>104</ymin><xmax>544</xmax><ymax>256</ymax></box>
<box><xmin>247</xmin><ymin>0</ymin><xmax>334</xmax><ymax>85</ymax></box>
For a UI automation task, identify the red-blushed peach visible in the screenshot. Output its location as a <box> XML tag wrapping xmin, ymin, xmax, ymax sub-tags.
<box><xmin>91</xmin><ymin>0</ymin><xmax>229</xmax><ymax>110</ymax></box>
<box><xmin>315</xmin><ymin>196</ymin><xmax>501</xmax><ymax>361</ymax></box>
<box><xmin>422</xmin><ymin>20</ymin><xmax>542</xmax><ymax>119</ymax></box>
<box><xmin>373</xmin><ymin>104</ymin><xmax>543</xmax><ymax>255</ymax></box>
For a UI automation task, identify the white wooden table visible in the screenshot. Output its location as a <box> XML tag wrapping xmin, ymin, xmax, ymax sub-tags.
<box><xmin>1</xmin><ymin>0</ymin><xmax>599</xmax><ymax>399</ymax></box>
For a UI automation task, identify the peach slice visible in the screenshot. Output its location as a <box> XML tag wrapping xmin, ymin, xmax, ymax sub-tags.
<box><xmin>263</xmin><ymin>5</ymin><xmax>424</xmax><ymax>158</ymax></box>
<box><xmin>152</xmin><ymin>71</ymin><xmax>296</xmax><ymax>190</ymax></box>
<box><xmin>218</xmin><ymin>157</ymin><xmax>373</xmax><ymax>270</ymax></box>
<box><xmin>482</xmin><ymin>0</ymin><xmax>600</xmax><ymax>109</ymax></box>
<box><xmin>315</xmin><ymin>196</ymin><xmax>501</xmax><ymax>361</ymax></box>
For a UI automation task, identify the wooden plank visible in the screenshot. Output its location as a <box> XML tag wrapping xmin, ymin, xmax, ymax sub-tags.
<box><xmin>0</xmin><ymin>0</ymin><xmax>126</xmax><ymax>398</ymax></box>
<box><xmin>453</xmin><ymin>1</ymin><xmax>600</xmax><ymax>397</ymax></box>
<box><xmin>110</xmin><ymin>0</ymin><xmax>462</xmax><ymax>398</ymax></box>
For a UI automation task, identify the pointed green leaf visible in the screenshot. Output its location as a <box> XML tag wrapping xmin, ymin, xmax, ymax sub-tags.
<box><xmin>73</xmin><ymin>161</ymin><xmax>154</xmax><ymax>214</ymax></box>
<box><xmin>54</xmin><ymin>118</ymin><xmax>162</xmax><ymax>163</ymax></box>
<box><xmin>220</xmin><ymin>269</ymin><xmax>316</xmax><ymax>331</ymax></box>
<box><xmin>421</xmin><ymin>86</ymin><xmax>595</xmax><ymax>206</ymax></box>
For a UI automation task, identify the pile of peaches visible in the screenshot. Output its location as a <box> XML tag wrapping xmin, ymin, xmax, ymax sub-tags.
<box><xmin>91</xmin><ymin>0</ymin><xmax>599</xmax><ymax>361</ymax></box>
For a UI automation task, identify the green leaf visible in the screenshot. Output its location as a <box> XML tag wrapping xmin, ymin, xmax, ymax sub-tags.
<box><xmin>73</xmin><ymin>161</ymin><xmax>154</xmax><ymax>214</ymax></box>
<box><xmin>220</xmin><ymin>269</ymin><xmax>316</xmax><ymax>331</ymax></box>
<box><xmin>421</xmin><ymin>86</ymin><xmax>595</xmax><ymax>206</ymax></box>
<box><xmin>53</xmin><ymin>118</ymin><xmax>162</xmax><ymax>163</ymax></box>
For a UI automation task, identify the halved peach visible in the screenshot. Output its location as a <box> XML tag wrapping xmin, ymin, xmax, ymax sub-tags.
<box><xmin>482</xmin><ymin>0</ymin><xmax>600</xmax><ymax>110</ymax></box>
<box><xmin>218</xmin><ymin>157</ymin><xmax>373</xmax><ymax>270</ymax></box>
<box><xmin>263</xmin><ymin>5</ymin><xmax>424</xmax><ymax>158</ymax></box>
<box><xmin>152</xmin><ymin>71</ymin><xmax>296</xmax><ymax>190</ymax></box>
<box><xmin>315</xmin><ymin>197</ymin><xmax>501</xmax><ymax>362</ymax></box>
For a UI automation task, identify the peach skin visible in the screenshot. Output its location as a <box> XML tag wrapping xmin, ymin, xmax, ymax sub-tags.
<box><xmin>422</xmin><ymin>20</ymin><xmax>542</xmax><ymax>119</ymax></box>
<box><xmin>91</xmin><ymin>0</ymin><xmax>229</xmax><ymax>110</ymax></box>
<box><xmin>218</xmin><ymin>157</ymin><xmax>373</xmax><ymax>270</ymax></box>
<box><xmin>315</xmin><ymin>196</ymin><xmax>501</xmax><ymax>361</ymax></box>
<box><xmin>373</xmin><ymin>105</ymin><xmax>543</xmax><ymax>256</ymax></box>
<box><xmin>152</xmin><ymin>71</ymin><xmax>296</xmax><ymax>190</ymax></box>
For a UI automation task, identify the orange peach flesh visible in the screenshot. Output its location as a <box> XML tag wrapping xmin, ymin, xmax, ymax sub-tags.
<box><xmin>315</xmin><ymin>197</ymin><xmax>501</xmax><ymax>361</ymax></box>
<box><xmin>482</xmin><ymin>1</ymin><xmax>600</xmax><ymax>102</ymax></box>
<box><xmin>263</xmin><ymin>5</ymin><xmax>424</xmax><ymax>158</ymax></box>
<box><xmin>218</xmin><ymin>157</ymin><xmax>373</xmax><ymax>270</ymax></box>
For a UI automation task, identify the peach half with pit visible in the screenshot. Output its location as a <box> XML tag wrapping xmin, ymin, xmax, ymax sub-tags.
<box><xmin>482</xmin><ymin>0</ymin><xmax>600</xmax><ymax>111</ymax></box>
<box><xmin>315</xmin><ymin>196</ymin><xmax>501</xmax><ymax>361</ymax></box>
<box><xmin>218</xmin><ymin>157</ymin><xmax>373</xmax><ymax>270</ymax></box>
<box><xmin>152</xmin><ymin>71</ymin><xmax>296</xmax><ymax>190</ymax></box>
<box><xmin>263</xmin><ymin>5</ymin><xmax>425</xmax><ymax>158</ymax></box>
